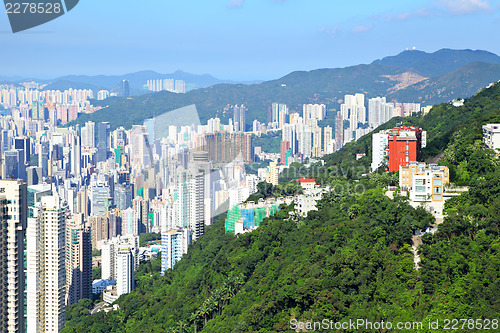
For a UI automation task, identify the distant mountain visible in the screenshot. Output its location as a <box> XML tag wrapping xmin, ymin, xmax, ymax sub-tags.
<box><xmin>388</xmin><ymin>62</ymin><xmax>500</xmax><ymax>104</ymax></box>
<box><xmin>372</xmin><ymin>48</ymin><xmax>500</xmax><ymax>77</ymax></box>
<box><xmin>0</xmin><ymin>70</ymin><xmax>251</xmax><ymax>96</ymax></box>
<box><xmin>72</xmin><ymin>55</ymin><xmax>500</xmax><ymax>130</ymax></box>
<box><xmin>51</xmin><ymin>70</ymin><xmax>246</xmax><ymax>93</ymax></box>
<box><xmin>42</xmin><ymin>80</ymin><xmax>106</xmax><ymax>92</ymax></box>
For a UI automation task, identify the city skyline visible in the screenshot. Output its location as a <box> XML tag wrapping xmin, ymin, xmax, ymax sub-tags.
<box><xmin>0</xmin><ymin>0</ymin><xmax>499</xmax><ymax>80</ymax></box>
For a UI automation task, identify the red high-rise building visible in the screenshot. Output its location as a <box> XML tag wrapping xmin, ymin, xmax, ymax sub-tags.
<box><xmin>386</xmin><ymin>126</ymin><xmax>424</xmax><ymax>172</ymax></box>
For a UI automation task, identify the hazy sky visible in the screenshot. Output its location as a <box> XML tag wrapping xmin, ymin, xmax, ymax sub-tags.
<box><xmin>0</xmin><ymin>0</ymin><xmax>499</xmax><ymax>80</ymax></box>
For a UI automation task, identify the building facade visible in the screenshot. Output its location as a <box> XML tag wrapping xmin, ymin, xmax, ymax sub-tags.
<box><xmin>0</xmin><ymin>180</ymin><xmax>27</xmax><ymax>333</ymax></box>
<box><xmin>27</xmin><ymin>195</ymin><xmax>66</xmax><ymax>333</ymax></box>
<box><xmin>399</xmin><ymin>162</ymin><xmax>450</xmax><ymax>203</ymax></box>
<box><xmin>65</xmin><ymin>215</ymin><xmax>92</xmax><ymax>306</ymax></box>
<box><xmin>483</xmin><ymin>123</ymin><xmax>500</xmax><ymax>150</ymax></box>
<box><xmin>160</xmin><ymin>228</ymin><xmax>191</xmax><ymax>274</ymax></box>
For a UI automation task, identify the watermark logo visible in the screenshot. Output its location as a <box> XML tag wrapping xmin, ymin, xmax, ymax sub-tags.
<box><xmin>4</xmin><ymin>0</ymin><xmax>79</xmax><ymax>33</ymax></box>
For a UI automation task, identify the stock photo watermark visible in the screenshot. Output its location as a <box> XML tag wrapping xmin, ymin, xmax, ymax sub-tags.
<box><xmin>3</xmin><ymin>0</ymin><xmax>79</xmax><ymax>32</ymax></box>
<box><xmin>290</xmin><ymin>318</ymin><xmax>499</xmax><ymax>331</ymax></box>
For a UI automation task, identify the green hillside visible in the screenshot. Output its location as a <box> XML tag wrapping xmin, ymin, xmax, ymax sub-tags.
<box><xmin>62</xmin><ymin>83</ymin><xmax>500</xmax><ymax>332</ymax></box>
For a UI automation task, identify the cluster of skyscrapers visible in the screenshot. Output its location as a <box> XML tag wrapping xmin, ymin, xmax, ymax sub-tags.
<box><xmin>336</xmin><ymin>93</ymin><xmax>422</xmax><ymax>148</ymax></box>
<box><xmin>264</xmin><ymin>103</ymin><xmax>332</xmax><ymax>164</ymax></box>
<box><xmin>0</xmin><ymin>85</ymin><xmax>94</xmax><ymax>109</ymax></box>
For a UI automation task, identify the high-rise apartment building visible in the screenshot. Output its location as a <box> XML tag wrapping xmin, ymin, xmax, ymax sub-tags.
<box><xmin>97</xmin><ymin>90</ymin><xmax>110</xmax><ymax>101</ymax></box>
<box><xmin>368</xmin><ymin>97</ymin><xmax>393</xmax><ymax>128</ymax></box>
<box><xmin>297</xmin><ymin>124</ymin><xmax>312</xmax><ymax>158</ymax></box>
<box><xmin>70</xmin><ymin>135</ymin><xmax>81</xmax><ymax>177</ymax></box>
<box><xmin>121</xmin><ymin>80</ymin><xmax>130</xmax><ymax>97</ymax></box>
<box><xmin>335</xmin><ymin>111</ymin><xmax>343</xmax><ymax>150</ymax></box>
<box><xmin>324</xmin><ymin>126</ymin><xmax>334</xmax><ymax>155</ymax></box>
<box><xmin>161</xmin><ymin>228</ymin><xmax>191</xmax><ymax>274</ymax></box>
<box><xmin>81</xmin><ymin>121</ymin><xmax>95</xmax><ymax>148</ymax></box>
<box><xmin>387</xmin><ymin>126</ymin><xmax>425</xmax><ymax>172</ymax></box>
<box><xmin>116</xmin><ymin>246</ymin><xmax>134</xmax><ymax>296</ymax></box>
<box><xmin>27</xmin><ymin>195</ymin><xmax>66</xmax><ymax>333</ymax></box>
<box><xmin>0</xmin><ymin>179</ymin><xmax>27</xmax><ymax>333</ymax></box>
<box><xmin>3</xmin><ymin>149</ymin><xmax>26</xmax><ymax>181</ymax></box>
<box><xmin>199</xmin><ymin>132</ymin><xmax>253</xmax><ymax>164</ymax></box>
<box><xmin>282</xmin><ymin>124</ymin><xmax>298</xmax><ymax>155</ymax></box>
<box><xmin>371</xmin><ymin>130</ymin><xmax>389</xmax><ymax>172</ymax></box>
<box><xmin>89</xmin><ymin>177</ymin><xmax>110</xmax><ymax>217</ymax></box>
<box><xmin>312</xmin><ymin>126</ymin><xmax>322</xmax><ymax>157</ymax></box>
<box><xmin>266</xmin><ymin>161</ymin><xmax>279</xmax><ymax>186</ymax></box>
<box><xmin>303</xmin><ymin>104</ymin><xmax>326</xmax><ymax>125</ymax></box>
<box><xmin>65</xmin><ymin>214</ymin><xmax>92</xmax><ymax>305</ymax></box>
<box><xmin>0</xmin><ymin>194</ymin><xmax>8</xmax><ymax>333</ymax></box>
<box><xmin>233</xmin><ymin>105</ymin><xmax>246</xmax><ymax>132</ymax></box>
<box><xmin>271</xmin><ymin>103</ymin><xmax>288</xmax><ymax>128</ymax></box>
<box><xmin>371</xmin><ymin>126</ymin><xmax>427</xmax><ymax>172</ymax></box>
<box><xmin>341</xmin><ymin>94</ymin><xmax>366</xmax><ymax>129</ymax></box>
<box><xmin>96</xmin><ymin>122</ymin><xmax>110</xmax><ymax>163</ymax></box>
<box><xmin>172</xmin><ymin>162</ymin><xmax>210</xmax><ymax>241</ymax></box>
<box><xmin>101</xmin><ymin>235</ymin><xmax>139</xmax><ymax>285</ymax></box>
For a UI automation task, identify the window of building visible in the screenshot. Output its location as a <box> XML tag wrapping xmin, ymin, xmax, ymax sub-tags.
<box><xmin>415</xmin><ymin>186</ymin><xmax>426</xmax><ymax>192</ymax></box>
<box><xmin>415</xmin><ymin>179</ymin><xmax>425</xmax><ymax>185</ymax></box>
<box><xmin>433</xmin><ymin>194</ymin><xmax>442</xmax><ymax>201</ymax></box>
<box><xmin>433</xmin><ymin>179</ymin><xmax>442</xmax><ymax>186</ymax></box>
<box><xmin>434</xmin><ymin>187</ymin><xmax>442</xmax><ymax>193</ymax></box>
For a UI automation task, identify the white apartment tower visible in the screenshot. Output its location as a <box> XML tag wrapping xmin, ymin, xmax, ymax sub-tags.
<box><xmin>27</xmin><ymin>195</ymin><xmax>66</xmax><ymax>333</ymax></box>
<box><xmin>368</xmin><ymin>97</ymin><xmax>394</xmax><ymax>128</ymax></box>
<box><xmin>101</xmin><ymin>235</ymin><xmax>139</xmax><ymax>281</ymax></box>
<box><xmin>116</xmin><ymin>246</ymin><xmax>134</xmax><ymax>296</ymax></box>
<box><xmin>303</xmin><ymin>104</ymin><xmax>326</xmax><ymax>125</ymax></box>
<box><xmin>161</xmin><ymin>228</ymin><xmax>191</xmax><ymax>274</ymax></box>
<box><xmin>341</xmin><ymin>94</ymin><xmax>366</xmax><ymax>129</ymax></box>
<box><xmin>70</xmin><ymin>135</ymin><xmax>81</xmax><ymax>177</ymax></box>
<box><xmin>324</xmin><ymin>126</ymin><xmax>334</xmax><ymax>154</ymax></box>
<box><xmin>371</xmin><ymin>130</ymin><xmax>389</xmax><ymax>172</ymax></box>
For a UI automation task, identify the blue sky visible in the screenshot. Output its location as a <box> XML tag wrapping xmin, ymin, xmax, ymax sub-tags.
<box><xmin>0</xmin><ymin>0</ymin><xmax>499</xmax><ymax>80</ymax></box>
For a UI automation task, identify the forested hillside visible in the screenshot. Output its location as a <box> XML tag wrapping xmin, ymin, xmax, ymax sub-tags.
<box><xmin>62</xmin><ymin>83</ymin><xmax>500</xmax><ymax>332</ymax></box>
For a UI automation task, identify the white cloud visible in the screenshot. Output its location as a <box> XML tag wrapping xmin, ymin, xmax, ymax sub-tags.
<box><xmin>396</xmin><ymin>12</ymin><xmax>412</xmax><ymax>20</ymax></box>
<box><xmin>437</xmin><ymin>0</ymin><xmax>492</xmax><ymax>15</ymax></box>
<box><xmin>319</xmin><ymin>26</ymin><xmax>341</xmax><ymax>37</ymax></box>
<box><xmin>352</xmin><ymin>24</ymin><xmax>374</xmax><ymax>33</ymax></box>
<box><xmin>227</xmin><ymin>0</ymin><xmax>244</xmax><ymax>9</ymax></box>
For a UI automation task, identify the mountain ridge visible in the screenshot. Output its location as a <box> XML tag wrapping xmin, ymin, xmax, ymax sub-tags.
<box><xmin>372</xmin><ymin>48</ymin><xmax>500</xmax><ymax>77</ymax></box>
<box><xmin>71</xmin><ymin>49</ymin><xmax>500</xmax><ymax>130</ymax></box>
